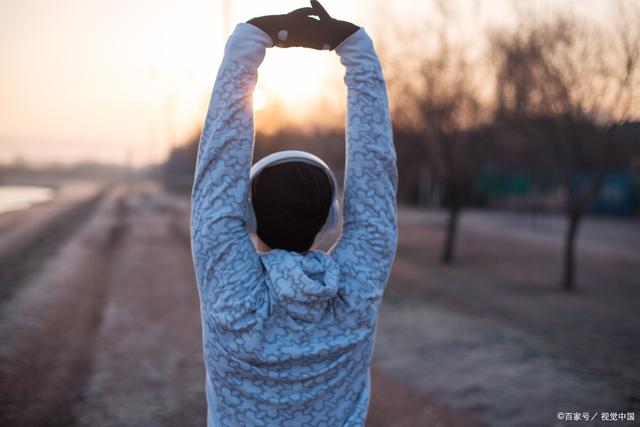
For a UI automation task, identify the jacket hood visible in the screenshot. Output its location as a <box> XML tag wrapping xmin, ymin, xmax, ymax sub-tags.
<box><xmin>260</xmin><ymin>249</ymin><xmax>341</xmax><ymax>322</ymax></box>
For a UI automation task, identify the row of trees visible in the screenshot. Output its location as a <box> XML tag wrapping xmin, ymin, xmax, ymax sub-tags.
<box><xmin>380</xmin><ymin>1</ymin><xmax>640</xmax><ymax>289</ymax></box>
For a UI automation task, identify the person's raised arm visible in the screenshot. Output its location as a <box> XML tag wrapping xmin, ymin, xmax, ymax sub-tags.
<box><xmin>190</xmin><ymin>23</ymin><xmax>271</xmax><ymax>328</ymax></box>
<box><xmin>331</xmin><ymin>26</ymin><xmax>398</xmax><ymax>295</ymax></box>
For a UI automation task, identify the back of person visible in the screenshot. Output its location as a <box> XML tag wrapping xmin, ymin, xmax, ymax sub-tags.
<box><xmin>204</xmin><ymin>249</ymin><xmax>388</xmax><ymax>425</ymax></box>
<box><xmin>191</xmin><ymin>2</ymin><xmax>397</xmax><ymax>425</ymax></box>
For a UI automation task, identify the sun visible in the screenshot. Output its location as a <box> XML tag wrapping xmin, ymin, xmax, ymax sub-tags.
<box><xmin>253</xmin><ymin>88</ymin><xmax>267</xmax><ymax>111</ymax></box>
<box><xmin>257</xmin><ymin>49</ymin><xmax>335</xmax><ymax>111</ymax></box>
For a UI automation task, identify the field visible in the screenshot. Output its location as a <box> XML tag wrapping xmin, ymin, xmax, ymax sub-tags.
<box><xmin>0</xmin><ymin>183</ymin><xmax>638</xmax><ymax>427</ymax></box>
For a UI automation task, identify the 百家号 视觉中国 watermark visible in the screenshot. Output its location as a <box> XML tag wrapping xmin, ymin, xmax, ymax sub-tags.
<box><xmin>557</xmin><ymin>411</ymin><xmax>635</xmax><ymax>422</ymax></box>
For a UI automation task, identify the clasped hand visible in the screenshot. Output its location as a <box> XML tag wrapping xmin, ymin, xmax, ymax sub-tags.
<box><xmin>247</xmin><ymin>0</ymin><xmax>359</xmax><ymax>50</ymax></box>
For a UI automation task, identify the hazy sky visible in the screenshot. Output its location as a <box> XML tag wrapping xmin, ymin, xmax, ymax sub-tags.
<box><xmin>0</xmin><ymin>0</ymin><xmax>618</xmax><ymax>166</ymax></box>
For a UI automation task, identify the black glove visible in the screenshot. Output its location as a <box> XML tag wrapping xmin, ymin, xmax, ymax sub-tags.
<box><xmin>247</xmin><ymin>0</ymin><xmax>359</xmax><ymax>50</ymax></box>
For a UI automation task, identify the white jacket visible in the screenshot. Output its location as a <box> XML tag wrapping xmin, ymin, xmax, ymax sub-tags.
<box><xmin>191</xmin><ymin>22</ymin><xmax>397</xmax><ymax>427</ymax></box>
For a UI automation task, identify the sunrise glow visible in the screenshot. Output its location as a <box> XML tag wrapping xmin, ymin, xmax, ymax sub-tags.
<box><xmin>253</xmin><ymin>88</ymin><xmax>267</xmax><ymax>111</ymax></box>
<box><xmin>0</xmin><ymin>0</ymin><xmax>623</xmax><ymax>166</ymax></box>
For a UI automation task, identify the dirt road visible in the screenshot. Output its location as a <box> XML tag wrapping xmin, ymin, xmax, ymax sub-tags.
<box><xmin>0</xmin><ymin>185</ymin><xmax>205</xmax><ymax>426</ymax></box>
<box><xmin>0</xmin><ymin>183</ymin><xmax>101</xmax><ymax>303</ymax></box>
<box><xmin>0</xmin><ymin>184</ymin><xmax>473</xmax><ymax>427</ymax></box>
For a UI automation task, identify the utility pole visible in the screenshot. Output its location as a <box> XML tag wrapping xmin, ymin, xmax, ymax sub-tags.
<box><xmin>165</xmin><ymin>91</ymin><xmax>176</xmax><ymax>153</ymax></box>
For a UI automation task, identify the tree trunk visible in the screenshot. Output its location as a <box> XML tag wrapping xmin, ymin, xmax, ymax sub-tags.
<box><xmin>562</xmin><ymin>208</ymin><xmax>582</xmax><ymax>291</ymax></box>
<box><xmin>562</xmin><ymin>166</ymin><xmax>606</xmax><ymax>290</ymax></box>
<box><xmin>441</xmin><ymin>203</ymin><xmax>460</xmax><ymax>264</ymax></box>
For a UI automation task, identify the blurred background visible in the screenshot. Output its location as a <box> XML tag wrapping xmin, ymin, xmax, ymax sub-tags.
<box><xmin>1</xmin><ymin>0</ymin><xmax>639</xmax><ymax>426</ymax></box>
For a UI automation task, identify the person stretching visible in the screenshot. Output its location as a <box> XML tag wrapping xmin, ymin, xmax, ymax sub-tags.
<box><xmin>190</xmin><ymin>2</ymin><xmax>397</xmax><ymax>425</ymax></box>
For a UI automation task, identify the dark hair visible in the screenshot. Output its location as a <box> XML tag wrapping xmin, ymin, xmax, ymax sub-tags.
<box><xmin>251</xmin><ymin>161</ymin><xmax>332</xmax><ymax>252</ymax></box>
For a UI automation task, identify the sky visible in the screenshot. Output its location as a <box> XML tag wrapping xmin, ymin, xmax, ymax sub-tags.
<box><xmin>0</xmin><ymin>0</ymin><xmax>620</xmax><ymax>166</ymax></box>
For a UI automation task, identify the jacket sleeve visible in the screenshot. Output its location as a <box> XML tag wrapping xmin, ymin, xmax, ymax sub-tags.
<box><xmin>330</xmin><ymin>29</ymin><xmax>398</xmax><ymax>301</ymax></box>
<box><xmin>190</xmin><ymin>23</ymin><xmax>272</xmax><ymax>330</ymax></box>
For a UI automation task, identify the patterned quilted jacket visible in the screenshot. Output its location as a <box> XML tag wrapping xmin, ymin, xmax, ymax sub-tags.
<box><xmin>191</xmin><ymin>22</ymin><xmax>397</xmax><ymax>427</ymax></box>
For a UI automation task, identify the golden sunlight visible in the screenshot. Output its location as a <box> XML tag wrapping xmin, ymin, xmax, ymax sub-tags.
<box><xmin>2</xmin><ymin>0</ymin><xmax>619</xmax><ymax>165</ymax></box>
<box><xmin>253</xmin><ymin>88</ymin><xmax>267</xmax><ymax>111</ymax></box>
<box><xmin>257</xmin><ymin>49</ymin><xmax>341</xmax><ymax>115</ymax></box>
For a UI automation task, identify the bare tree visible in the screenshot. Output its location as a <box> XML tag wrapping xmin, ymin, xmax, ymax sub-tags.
<box><xmin>388</xmin><ymin>1</ymin><xmax>489</xmax><ymax>264</ymax></box>
<box><xmin>491</xmin><ymin>2</ymin><xmax>640</xmax><ymax>289</ymax></box>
